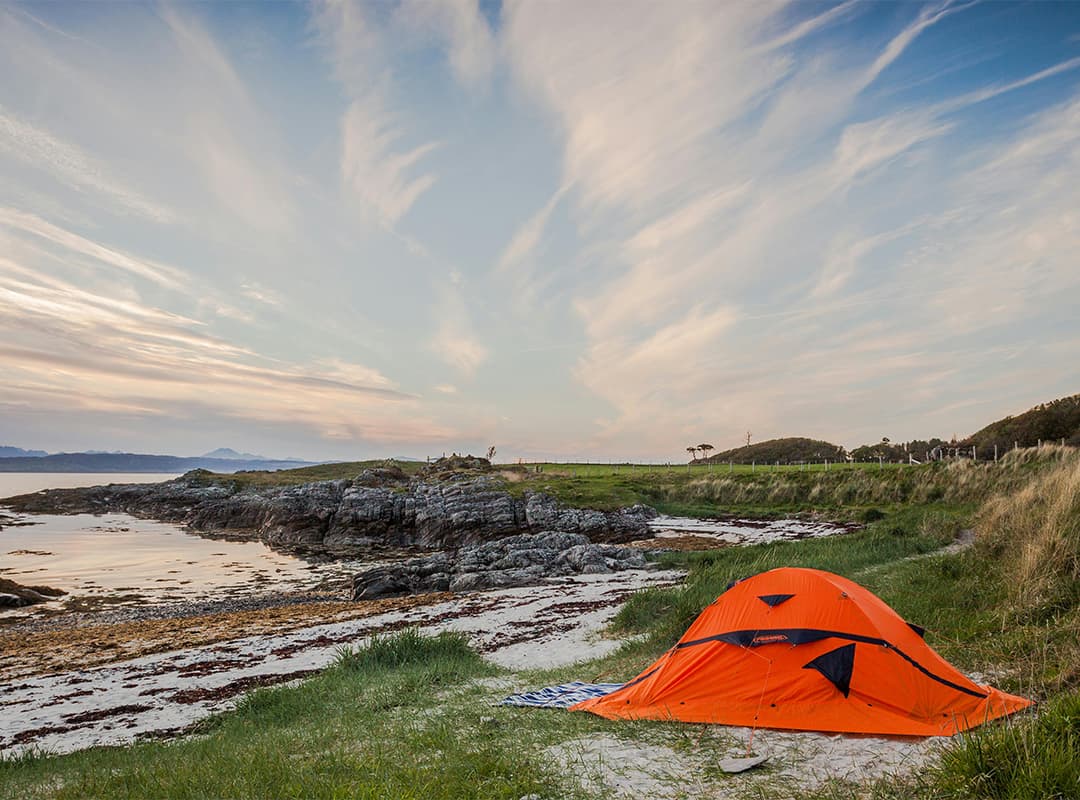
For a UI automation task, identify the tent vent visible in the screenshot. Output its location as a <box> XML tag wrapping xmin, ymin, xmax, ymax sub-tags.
<box><xmin>757</xmin><ymin>593</ymin><xmax>795</xmax><ymax>607</ymax></box>
<box><xmin>803</xmin><ymin>643</ymin><xmax>856</xmax><ymax>698</ymax></box>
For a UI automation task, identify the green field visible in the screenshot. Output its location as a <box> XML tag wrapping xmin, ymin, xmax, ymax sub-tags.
<box><xmin>201</xmin><ymin>451</ymin><xmax>1058</xmax><ymax>520</ymax></box>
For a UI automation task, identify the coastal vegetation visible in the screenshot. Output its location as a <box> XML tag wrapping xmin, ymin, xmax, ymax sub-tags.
<box><xmin>3</xmin><ymin>446</ymin><xmax>1077</xmax><ymax>798</ymax></box>
<box><xmin>186</xmin><ymin>444</ymin><xmax>1074</xmax><ymax>521</ymax></box>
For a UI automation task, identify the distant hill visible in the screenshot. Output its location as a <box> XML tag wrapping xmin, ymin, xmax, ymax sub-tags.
<box><xmin>0</xmin><ymin>446</ymin><xmax>48</xmax><ymax>458</ymax></box>
<box><xmin>701</xmin><ymin>437</ymin><xmax>846</xmax><ymax>465</ymax></box>
<box><xmin>0</xmin><ymin>452</ymin><xmax>319</xmax><ymax>473</ymax></box>
<box><xmin>202</xmin><ymin>447</ymin><xmax>267</xmax><ymax>461</ymax></box>
<box><xmin>964</xmin><ymin>394</ymin><xmax>1080</xmax><ymax>451</ymax></box>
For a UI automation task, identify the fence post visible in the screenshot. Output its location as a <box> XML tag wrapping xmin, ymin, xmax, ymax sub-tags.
<box><xmin>752</xmin><ymin>460</ymin><xmax>756</xmax><ymax>472</ymax></box>
<box><xmin>994</xmin><ymin>444</ymin><xmax>998</xmax><ymax>462</ymax></box>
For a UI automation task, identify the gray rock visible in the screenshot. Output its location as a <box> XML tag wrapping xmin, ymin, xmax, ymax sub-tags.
<box><xmin>351</xmin><ymin>531</ymin><xmax>650</xmax><ymax>600</ymax></box>
<box><xmin>2</xmin><ymin>472</ymin><xmax>656</xmax><ymax>559</ymax></box>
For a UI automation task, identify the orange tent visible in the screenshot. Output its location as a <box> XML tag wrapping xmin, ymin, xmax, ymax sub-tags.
<box><xmin>573</xmin><ymin>567</ymin><xmax>1030</xmax><ymax>736</ymax></box>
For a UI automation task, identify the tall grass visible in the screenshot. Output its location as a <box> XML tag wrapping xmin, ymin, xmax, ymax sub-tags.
<box><xmin>673</xmin><ymin>446</ymin><xmax>1078</xmax><ymax>511</ymax></box>
<box><xmin>975</xmin><ymin>453</ymin><xmax>1080</xmax><ymax>617</ymax></box>
<box><xmin>928</xmin><ymin>689</ymin><xmax>1080</xmax><ymax>800</ymax></box>
<box><xmin>334</xmin><ymin>627</ymin><xmax>479</xmax><ymax>673</ymax></box>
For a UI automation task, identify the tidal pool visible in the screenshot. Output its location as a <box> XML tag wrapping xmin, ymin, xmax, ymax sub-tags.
<box><xmin>0</xmin><ymin>511</ymin><xmax>379</xmax><ymax>620</ymax></box>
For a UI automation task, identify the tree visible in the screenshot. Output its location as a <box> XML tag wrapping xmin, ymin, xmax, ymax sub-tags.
<box><xmin>686</xmin><ymin>446</ymin><xmax>698</xmax><ymax>462</ymax></box>
<box><xmin>697</xmin><ymin>443</ymin><xmax>714</xmax><ymax>461</ymax></box>
<box><xmin>485</xmin><ymin>445</ymin><xmax>496</xmax><ymax>462</ymax></box>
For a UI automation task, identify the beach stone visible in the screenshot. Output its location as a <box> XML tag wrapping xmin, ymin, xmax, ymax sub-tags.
<box><xmin>351</xmin><ymin>531</ymin><xmax>651</xmax><ymax>600</ymax></box>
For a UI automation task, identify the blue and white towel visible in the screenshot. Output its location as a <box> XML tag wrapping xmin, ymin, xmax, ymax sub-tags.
<box><xmin>500</xmin><ymin>681</ymin><xmax>623</xmax><ymax>709</ymax></box>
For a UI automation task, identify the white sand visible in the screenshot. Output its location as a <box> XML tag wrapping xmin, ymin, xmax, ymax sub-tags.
<box><xmin>0</xmin><ymin>569</ymin><xmax>682</xmax><ymax>757</ymax></box>
<box><xmin>647</xmin><ymin>515</ymin><xmax>851</xmax><ymax>545</ymax></box>
<box><xmin>550</xmin><ymin>735</ymin><xmax>709</xmax><ymax>799</ymax></box>
<box><xmin>550</xmin><ymin>729</ymin><xmax>944</xmax><ymax>798</ymax></box>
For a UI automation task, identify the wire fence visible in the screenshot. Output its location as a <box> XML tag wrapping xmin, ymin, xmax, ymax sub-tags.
<box><xmin>486</xmin><ymin>441</ymin><xmax>1075</xmax><ymax>476</ymax></box>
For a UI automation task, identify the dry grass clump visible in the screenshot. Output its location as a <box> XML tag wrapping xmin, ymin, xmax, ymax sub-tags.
<box><xmin>976</xmin><ymin>453</ymin><xmax>1080</xmax><ymax>616</ymax></box>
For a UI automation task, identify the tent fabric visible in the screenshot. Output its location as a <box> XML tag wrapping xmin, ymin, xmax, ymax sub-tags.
<box><xmin>572</xmin><ymin>567</ymin><xmax>1031</xmax><ymax>737</ymax></box>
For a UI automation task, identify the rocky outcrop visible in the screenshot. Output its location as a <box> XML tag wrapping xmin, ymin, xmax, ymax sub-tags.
<box><xmin>351</xmin><ymin>531</ymin><xmax>650</xmax><ymax>600</ymax></box>
<box><xmin>1</xmin><ymin>471</ymin><xmax>657</xmax><ymax>557</ymax></box>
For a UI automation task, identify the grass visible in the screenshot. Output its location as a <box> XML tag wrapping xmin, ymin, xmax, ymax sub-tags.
<box><xmin>976</xmin><ymin>453</ymin><xmax>1080</xmax><ymax>617</ymax></box>
<box><xmin>0</xmin><ymin>629</ymin><xmax>574</xmax><ymax>800</ymax></box>
<box><xmin>608</xmin><ymin>506</ymin><xmax>964</xmax><ymax>667</ymax></box>
<box><xmin>6</xmin><ymin>448</ymin><xmax>1080</xmax><ymax>799</ymax></box>
<box><xmin>928</xmin><ymin>688</ymin><xmax>1080</xmax><ymax>800</ymax></box>
<box><xmin>196</xmin><ymin>459</ymin><xmax>428</xmax><ymax>488</ymax></box>
<box><xmin>192</xmin><ymin>447</ymin><xmax>1077</xmax><ymax>522</ymax></box>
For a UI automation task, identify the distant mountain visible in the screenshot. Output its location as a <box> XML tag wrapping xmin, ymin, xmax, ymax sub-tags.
<box><xmin>701</xmin><ymin>437</ymin><xmax>846</xmax><ymax>465</ymax></box>
<box><xmin>963</xmin><ymin>394</ymin><xmax>1080</xmax><ymax>451</ymax></box>
<box><xmin>0</xmin><ymin>446</ymin><xmax>48</xmax><ymax>458</ymax></box>
<box><xmin>0</xmin><ymin>451</ymin><xmax>319</xmax><ymax>473</ymax></box>
<box><xmin>202</xmin><ymin>447</ymin><xmax>267</xmax><ymax>461</ymax></box>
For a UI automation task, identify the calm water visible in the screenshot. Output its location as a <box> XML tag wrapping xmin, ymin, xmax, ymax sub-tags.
<box><xmin>0</xmin><ymin>474</ymin><xmax>372</xmax><ymax>620</ymax></box>
<box><xmin>0</xmin><ymin>472</ymin><xmax>183</xmax><ymax>497</ymax></box>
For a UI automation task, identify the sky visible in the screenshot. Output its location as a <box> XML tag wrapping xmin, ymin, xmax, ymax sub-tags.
<box><xmin>1</xmin><ymin>0</ymin><xmax>1078</xmax><ymax>462</ymax></box>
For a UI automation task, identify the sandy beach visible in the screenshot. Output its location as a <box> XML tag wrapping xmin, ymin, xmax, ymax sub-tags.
<box><xmin>1</xmin><ymin>569</ymin><xmax>683</xmax><ymax>757</ymax></box>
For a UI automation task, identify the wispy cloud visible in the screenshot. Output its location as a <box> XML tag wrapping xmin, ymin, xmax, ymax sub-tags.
<box><xmin>0</xmin><ymin>105</ymin><xmax>175</xmax><ymax>223</ymax></box>
<box><xmin>396</xmin><ymin>0</ymin><xmax>496</xmax><ymax>89</ymax></box>
<box><xmin>313</xmin><ymin>0</ymin><xmax>442</xmax><ymax>226</ymax></box>
<box><xmin>0</xmin><ymin>208</ymin><xmax>188</xmax><ymax>290</ymax></box>
<box><xmin>160</xmin><ymin>7</ymin><xmax>297</xmax><ymax>234</ymax></box>
<box><xmin>341</xmin><ymin>94</ymin><xmax>441</xmax><ymax>224</ymax></box>
<box><xmin>429</xmin><ymin>276</ymin><xmax>489</xmax><ymax>376</ymax></box>
<box><xmin>859</xmin><ymin>2</ymin><xmax>965</xmax><ymax>89</ymax></box>
<box><xmin>0</xmin><ymin>255</ymin><xmax>427</xmax><ymax>439</ymax></box>
<box><xmin>496</xmin><ymin>185</ymin><xmax>568</xmax><ymax>274</ymax></box>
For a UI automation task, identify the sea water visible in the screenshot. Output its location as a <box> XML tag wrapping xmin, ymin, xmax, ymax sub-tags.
<box><xmin>0</xmin><ymin>474</ymin><xmax>372</xmax><ymax>620</ymax></box>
